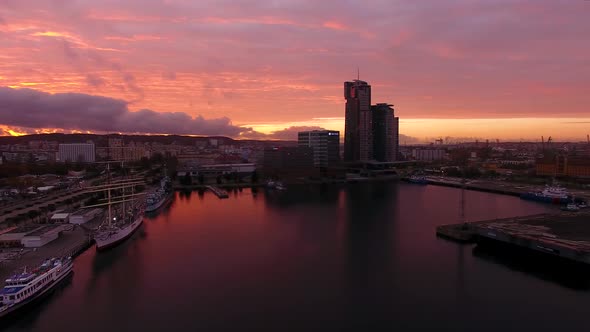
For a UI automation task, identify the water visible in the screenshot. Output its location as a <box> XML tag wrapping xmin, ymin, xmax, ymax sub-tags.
<box><xmin>5</xmin><ymin>182</ymin><xmax>590</xmax><ymax>331</ymax></box>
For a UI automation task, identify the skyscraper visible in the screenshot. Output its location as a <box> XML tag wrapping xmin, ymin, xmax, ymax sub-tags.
<box><xmin>298</xmin><ymin>130</ymin><xmax>340</xmax><ymax>167</ymax></box>
<box><xmin>371</xmin><ymin>103</ymin><xmax>399</xmax><ymax>162</ymax></box>
<box><xmin>344</xmin><ymin>80</ymin><xmax>372</xmax><ymax>162</ymax></box>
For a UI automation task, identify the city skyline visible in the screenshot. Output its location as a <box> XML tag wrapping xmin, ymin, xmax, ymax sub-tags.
<box><xmin>1</xmin><ymin>1</ymin><xmax>590</xmax><ymax>141</ymax></box>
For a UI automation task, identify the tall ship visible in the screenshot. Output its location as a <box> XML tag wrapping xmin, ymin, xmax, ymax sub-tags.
<box><xmin>145</xmin><ymin>176</ymin><xmax>173</xmax><ymax>212</ymax></box>
<box><xmin>85</xmin><ymin>167</ymin><xmax>146</xmax><ymax>251</ymax></box>
<box><xmin>0</xmin><ymin>257</ymin><xmax>73</xmax><ymax>319</ymax></box>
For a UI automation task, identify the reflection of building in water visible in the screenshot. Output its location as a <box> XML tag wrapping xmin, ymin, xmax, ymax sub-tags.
<box><xmin>263</xmin><ymin>184</ymin><xmax>340</xmax><ymax>210</ymax></box>
<box><xmin>344</xmin><ymin>183</ymin><xmax>397</xmax><ymax>311</ymax></box>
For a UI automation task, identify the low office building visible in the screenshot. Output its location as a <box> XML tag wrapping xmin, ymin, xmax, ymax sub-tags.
<box><xmin>298</xmin><ymin>130</ymin><xmax>340</xmax><ymax>168</ymax></box>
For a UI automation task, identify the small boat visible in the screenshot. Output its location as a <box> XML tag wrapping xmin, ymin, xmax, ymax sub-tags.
<box><xmin>266</xmin><ymin>180</ymin><xmax>286</xmax><ymax>191</ymax></box>
<box><xmin>0</xmin><ymin>257</ymin><xmax>73</xmax><ymax>319</ymax></box>
<box><xmin>407</xmin><ymin>175</ymin><xmax>428</xmax><ymax>185</ymax></box>
<box><xmin>561</xmin><ymin>203</ymin><xmax>580</xmax><ymax>212</ymax></box>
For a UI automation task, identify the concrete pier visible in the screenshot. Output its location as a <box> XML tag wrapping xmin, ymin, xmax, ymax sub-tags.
<box><xmin>437</xmin><ymin>211</ymin><xmax>590</xmax><ymax>265</ymax></box>
<box><xmin>0</xmin><ymin>225</ymin><xmax>93</xmax><ymax>286</ymax></box>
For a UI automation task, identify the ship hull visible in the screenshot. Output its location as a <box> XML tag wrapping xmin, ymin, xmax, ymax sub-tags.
<box><xmin>145</xmin><ymin>192</ymin><xmax>173</xmax><ymax>213</ymax></box>
<box><xmin>0</xmin><ymin>266</ymin><xmax>73</xmax><ymax>320</ymax></box>
<box><xmin>95</xmin><ymin>215</ymin><xmax>143</xmax><ymax>251</ymax></box>
<box><xmin>520</xmin><ymin>193</ymin><xmax>568</xmax><ymax>205</ymax></box>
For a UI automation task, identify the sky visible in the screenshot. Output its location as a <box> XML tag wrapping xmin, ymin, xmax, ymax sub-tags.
<box><xmin>1</xmin><ymin>0</ymin><xmax>589</xmax><ymax>142</ymax></box>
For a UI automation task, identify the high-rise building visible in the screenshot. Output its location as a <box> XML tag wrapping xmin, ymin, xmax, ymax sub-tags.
<box><xmin>371</xmin><ymin>103</ymin><xmax>399</xmax><ymax>162</ymax></box>
<box><xmin>344</xmin><ymin>80</ymin><xmax>372</xmax><ymax>162</ymax></box>
<box><xmin>58</xmin><ymin>143</ymin><xmax>95</xmax><ymax>163</ymax></box>
<box><xmin>298</xmin><ymin>130</ymin><xmax>340</xmax><ymax>167</ymax></box>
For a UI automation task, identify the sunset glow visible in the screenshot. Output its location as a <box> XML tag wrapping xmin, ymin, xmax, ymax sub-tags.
<box><xmin>1</xmin><ymin>1</ymin><xmax>589</xmax><ymax>141</ymax></box>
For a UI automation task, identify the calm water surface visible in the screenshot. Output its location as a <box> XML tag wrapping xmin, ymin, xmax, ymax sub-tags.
<box><xmin>5</xmin><ymin>182</ymin><xmax>590</xmax><ymax>331</ymax></box>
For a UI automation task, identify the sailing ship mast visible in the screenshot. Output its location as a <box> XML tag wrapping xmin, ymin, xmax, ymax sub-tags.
<box><xmin>107</xmin><ymin>163</ymin><xmax>112</xmax><ymax>228</ymax></box>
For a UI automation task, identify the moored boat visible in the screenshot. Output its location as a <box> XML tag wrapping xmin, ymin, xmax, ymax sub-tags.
<box><xmin>95</xmin><ymin>208</ymin><xmax>143</xmax><ymax>251</ymax></box>
<box><xmin>407</xmin><ymin>175</ymin><xmax>428</xmax><ymax>185</ymax></box>
<box><xmin>266</xmin><ymin>180</ymin><xmax>286</xmax><ymax>191</ymax></box>
<box><xmin>145</xmin><ymin>176</ymin><xmax>173</xmax><ymax>212</ymax></box>
<box><xmin>520</xmin><ymin>185</ymin><xmax>571</xmax><ymax>204</ymax></box>
<box><xmin>0</xmin><ymin>257</ymin><xmax>73</xmax><ymax>319</ymax></box>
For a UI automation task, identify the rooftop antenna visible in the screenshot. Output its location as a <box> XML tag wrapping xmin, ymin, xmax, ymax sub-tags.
<box><xmin>357</xmin><ymin>67</ymin><xmax>360</xmax><ymax>80</ymax></box>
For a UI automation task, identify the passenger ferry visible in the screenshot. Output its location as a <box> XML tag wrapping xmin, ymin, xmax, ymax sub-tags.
<box><xmin>0</xmin><ymin>257</ymin><xmax>73</xmax><ymax>319</ymax></box>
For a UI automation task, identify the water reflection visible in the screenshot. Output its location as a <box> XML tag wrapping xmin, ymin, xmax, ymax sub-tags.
<box><xmin>344</xmin><ymin>183</ymin><xmax>397</xmax><ymax>327</ymax></box>
<box><xmin>473</xmin><ymin>243</ymin><xmax>590</xmax><ymax>291</ymax></box>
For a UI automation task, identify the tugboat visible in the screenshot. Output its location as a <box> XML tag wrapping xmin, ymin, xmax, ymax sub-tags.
<box><xmin>0</xmin><ymin>257</ymin><xmax>73</xmax><ymax>319</ymax></box>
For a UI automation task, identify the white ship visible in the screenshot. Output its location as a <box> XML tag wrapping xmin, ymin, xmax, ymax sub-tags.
<box><xmin>0</xmin><ymin>257</ymin><xmax>73</xmax><ymax>319</ymax></box>
<box><xmin>94</xmin><ymin>206</ymin><xmax>143</xmax><ymax>251</ymax></box>
<box><xmin>85</xmin><ymin>164</ymin><xmax>146</xmax><ymax>251</ymax></box>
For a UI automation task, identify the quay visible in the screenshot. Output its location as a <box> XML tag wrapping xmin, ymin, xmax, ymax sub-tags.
<box><xmin>0</xmin><ymin>225</ymin><xmax>94</xmax><ymax>286</ymax></box>
<box><xmin>0</xmin><ymin>217</ymin><xmax>102</xmax><ymax>288</ymax></box>
<box><xmin>206</xmin><ymin>186</ymin><xmax>229</xmax><ymax>199</ymax></box>
<box><xmin>437</xmin><ymin>212</ymin><xmax>590</xmax><ymax>265</ymax></box>
<box><xmin>406</xmin><ymin>176</ymin><xmax>590</xmax><ymax>203</ymax></box>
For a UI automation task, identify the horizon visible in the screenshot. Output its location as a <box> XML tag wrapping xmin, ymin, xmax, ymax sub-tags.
<box><xmin>1</xmin><ymin>1</ymin><xmax>589</xmax><ymax>141</ymax></box>
<box><xmin>1</xmin><ymin>131</ymin><xmax>588</xmax><ymax>145</ymax></box>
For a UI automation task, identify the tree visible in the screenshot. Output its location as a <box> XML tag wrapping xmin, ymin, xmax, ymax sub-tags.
<box><xmin>251</xmin><ymin>170</ymin><xmax>259</xmax><ymax>183</ymax></box>
<box><xmin>198</xmin><ymin>174</ymin><xmax>205</xmax><ymax>185</ymax></box>
<box><xmin>28</xmin><ymin>210</ymin><xmax>39</xmax><ymax>223</ymax></box>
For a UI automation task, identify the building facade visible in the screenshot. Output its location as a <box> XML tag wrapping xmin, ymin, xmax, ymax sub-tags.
<box><xmin>371</xmin><ymin>103</ymin><xmax>399</xmax><ymax>162</ymax></box>
<box><xmin>298</xmin><ymin>130</ymin><xmax>340</xmax><ymax>167</ymax></box>
<box><xmin>262</xmin><ymin>146</ymin><xmax>315</xmax><ymax>178</ymax></box>
<box><xmin>344</xmin><ymin>80</ymin><xmax>372</xmax><ymax>162</ymax></box>
<box><xmin>58</xmin><ymin>143</ymin><xmax>95</xmax><ymax>163</ymax></box>
<box><xmin>412</xmin><ymin>149</ymin><xmax>445</xmax><ymax>162</ymax></box>
<box><xmin>536</xmin><ymin>155</ymin><xmax>590</xmax><ymax>178</ymax></box>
